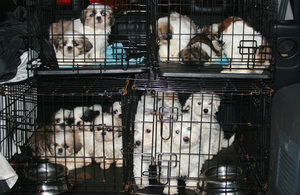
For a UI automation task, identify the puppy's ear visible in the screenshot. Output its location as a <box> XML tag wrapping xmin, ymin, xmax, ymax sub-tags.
<box><xmin>84</xmin><ymin>37</ymin><xmax>93</xmax><ymax>52</ymax></box>
<box><xmin>80</xmin><ymin>9</ymin><xmax>87</xmax><ymax>24</ymax></box>
<box><xmin>109</xmin><ymin>12</ymin><xmax>115</xmax><ymax>27</ymax></box>
<box><xmin>74</xmin><ymin>134</ymin><xmax>83</xmax><ymax>153</ymax></box>
<box><xmin>53</xmin><ymin>37</ymin><xmax>62</xmax><ymax>50</ymax></box>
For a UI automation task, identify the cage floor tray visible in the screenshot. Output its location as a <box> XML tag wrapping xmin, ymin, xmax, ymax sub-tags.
<box><xmin>157</xmin><ymin>63</ymin><xmax>272</xmax><ymax>79</ymax></box>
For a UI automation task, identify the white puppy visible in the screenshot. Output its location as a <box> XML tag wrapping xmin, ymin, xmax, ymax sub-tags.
<box><xmin>183</xmin><ymin>93</ymin><xmax>221</xmax><ymax>122</ymax></box>
<box><xmin>157</xmin><ymin>12</ymin><xmax>196</xmax><ymax>61</ymax></box>
<box><xmin>73</xmin><ymin>3</ymin><xmax>115</xmax><ymax>59</ymax></box>
<box><xmin>52</xmin><ymin>108</ymin><xmax>71</xmax><ymax>126</ymax></box>
<box><xmin>204</xmin><ymin>16</ymin><xmax>271</xmax><ymax>74</ymax></box>
<box><xmin>160</xmin><ymin>114</ymin><xmax>235</xmax><ymax>194</ymax></box>
<box><xmin>69</xmin><ymin>106</ymin><xmax>100</xmax><ymax>131</ymax></box>
<box><xmin>93</xmin><ymin>112</ymin><xmax>123</xmax><ymax>169</ymax></box>
<box><xmin>108</xmin><ymin>101</ymin><xmax>122</xmax><ymax>119</ymax></box>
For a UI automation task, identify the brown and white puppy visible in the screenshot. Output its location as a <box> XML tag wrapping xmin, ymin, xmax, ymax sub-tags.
<box><xmin>203</xmin><ymin>16</ymin><xmax>272</xmax><ymax>74</ymax></box>
<box><xmin>179</xmin><ymin>33</ymin><xmax>223</xmax><ymax>66</ymax></box>
<box><xmin>73</xmin><ymin>3</ymin><xmax>115</xmax><ymax>59</ymax></box>
<box><xmin>53</xmin><ymin>30</ymin><xmax>93</xmax><ymax>59</ymax></box>
<box><xmin>157</xmin><ymin>12</ymin><xmax>196</xmax><ymax>62</ymax></box>
<box><xmin>30</xmin><ymin>125</ymin><xmax>82</xmax><ymax>157</ymax></box>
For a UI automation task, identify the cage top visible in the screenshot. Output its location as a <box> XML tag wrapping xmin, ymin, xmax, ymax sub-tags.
<box><xmin>134</xmin><ymin>75</ymin><xmax>273</xmax><ymax>95</ymax></box>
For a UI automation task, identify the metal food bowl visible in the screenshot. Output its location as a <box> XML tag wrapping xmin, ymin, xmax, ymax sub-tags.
<box><xmin>199</xmin><ymin>165</ymin><xmax>252</xmax><ymax>195</ymax></box>
<box><xmin>25</xmin><ymin>163</ymin><xmax>70</xmax><ymax>194</ymax></box>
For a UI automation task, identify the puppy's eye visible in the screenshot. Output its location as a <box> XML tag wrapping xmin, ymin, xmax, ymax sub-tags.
<box><xmin>54</xmin><ymin>143</ymin><xmax>58</xmax><ymax>147</ymax></box>
<box><xmin>63</xmin><ymin>42</ymin><xmax>67</xmax><ymax>46</ymax></box>
<box><xmin>90</xmin><ymin>13</ymin><xmax>94</xmax><ymax>17</ymax></box>
<box><xmin>208</xmin><ymin>102</ymin><xmax>212</xmax><ymax>105</ymax></box>
<box><xmin>197</xmin><ymin>102</ymin><xmax>202</xmax><ymax>105</ymax></box>
<box><xmin>146</xmin><ymin>129</ymin><xmax>151</xmax><ymax>133</ymax></box>
<box><xmin>97</xmin><ymin>127</ymin><xmax>102</xmax><ymax>131</ymax></box>
<box><xmin>107</xmin><ymin>128</ymin><xmax>113</xmax><ymax>132</ymax></box>
<box><xmin>187</xmin><ymin>127</ymin><xmax>191</xmax><ymax>131</ymax></box>
<box><xmin>175</xmin><ymin>130</ymin><xmax>180</xmax><ymax>134</ymax></box>
<box><xmin>113</xmin><ymin>110</ymin><xmax>118</xmax><ymax>114</ymax></box>
<box><xmin>55</xmin><ymin>119</ymin><xmax>61</xmax><ymax>123</ymax></box>
<box><xmin>74</xmin><ymin>43</ymin><xmax>79</xmax><ymax>46</ymax></box>
<box><xmin>101</xmin><ymin>12</ymin><xmax>106</xmax><ymax>16</ymax></box>
<box><xmin>65</xmin><ymin>145</ymin><xmax>69</xmax><ymax>149</ymax></box>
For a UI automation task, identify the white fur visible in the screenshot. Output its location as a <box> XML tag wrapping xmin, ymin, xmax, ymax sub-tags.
<box><xmin>183</xmin><ymin>93</ymin><xmax>221</xmax><ymax>122</ymax></box>
<box><xmin>73</xmin><ymin>4</ymin><xmax>114</xmax><ymax>59</ymax></box>
<box><xmin>93</xmin><ymin>112</ymin><xmax>123</xmax><ymax>169</ymax></box>
<box><xmin>47</xmin><ymin>131</ymin><xmax>91</xmax><ymax>170</ymax></box>
<box><xmin>160</xmin><ymin>114</ymin><xmax>235</xmax><ymax>194</ymax></box>
<box><xmin>157</xmin><ymin>12</ymin><xmax>196</xmax><ymax>61</ymax></box>
<box><xmin>53</xmin><ymin>108</ymin><xmax>71</xmax><ymax>126</ymax></box>
<box><xmin>213</xmin><ymin>17</ymin><xmax>270</xmax><ymax>74</ymax></box>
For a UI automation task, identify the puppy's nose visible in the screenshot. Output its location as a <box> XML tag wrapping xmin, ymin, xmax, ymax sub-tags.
<box><xmin>76</xmin><ymin>121</ymin><xmax>81</xmax><ymax>126</ymax></box>
<box><xmin>102</xmin><ymin>132</ymin><xmax>106</xmax><ymax>136</ymax></box>
<box><xmin>135</xmin><ymin>141</ymin><xmax>141</xmax><ymax>146</ymax></box>
<box><xmin>58</xmin><ymin>148</ymin><xmax>63</xmax><ymax>154</ymax></box>
<box><xmin>67</xmin><ymin>46</ymin><xmax>73</xmax><ymax>51</ymax></box>
<box><xmin>183</xmin><ymin>136</ymin><xmax>190</xmax><ymax>143</ymax></box>
<box><xmin>203</xmin><ymin>109</ymin><xmax>209</xmax><ymax>114</ymax></box>
<box><xmin>118</xmin><ymin>114</ymin><xmax>122</xmax><ymax>118</ymax></box>
<box><xmin>96</xmin><ymin>16</ymin><xmax>102</xmax><ymax>21</ymax></box>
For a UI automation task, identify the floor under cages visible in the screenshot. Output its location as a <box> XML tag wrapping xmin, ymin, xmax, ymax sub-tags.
<box><xmin>0</xmin><ymin>77</ymin><xmax>271</xmax><ymax>194</ymax></box>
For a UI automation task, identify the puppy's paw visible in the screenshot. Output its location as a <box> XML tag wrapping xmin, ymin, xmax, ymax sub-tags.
<box><xmin>100</xmin><ymin>162</ymin><xmax>111</xmax><ymax>170</ymax></box>
<box><xmin>163</xmin><ymin>186</ymin><xmax>178</xmax><ymax>195</ymax></box>
<box><xmin>115</xmin><ymin>160</ymin><xmax>123</xmax><ymax>167</ymax></box>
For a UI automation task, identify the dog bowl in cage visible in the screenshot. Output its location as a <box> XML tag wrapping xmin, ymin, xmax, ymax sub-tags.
<box><xmin>25</xmin><ymin>163</ymin><xmax>70</xmax><ymax>194</ymax></box>
<box><xmin>199</xmin><ymin>165</ymin><xmax>253</xmax><ymax>195</ymax></box>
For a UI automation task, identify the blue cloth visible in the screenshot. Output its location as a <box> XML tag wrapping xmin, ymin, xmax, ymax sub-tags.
<box><xmin>59</xmin><ymin>42</ymin><xmax>144</xmax><ymax>68</ymax></box>
<box><xmin>213</xmin><ymin>54</ymin><xmax>229</xmax><ymax>66</ymax></box>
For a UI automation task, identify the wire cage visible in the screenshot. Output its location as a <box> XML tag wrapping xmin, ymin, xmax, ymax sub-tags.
<box><xmin>25</xmin><ymin>0</ymin><xmax>152</xmax><ymax>76</ymax></box>
<box><xmin>0</xmin><ymin>76</ymin><xmax>133</xmax><ymax>194</ymax></box>
<box><xmin>129</xmin><ymin>77</ymin><xmax>272</xmax><ymax>194</ymax></box>
<box><xmin>152</xmin><ymin>0</ymin><xmax>276</xmax><ymax>79</ymax></box>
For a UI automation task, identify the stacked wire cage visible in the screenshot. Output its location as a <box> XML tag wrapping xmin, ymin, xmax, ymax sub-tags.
<box><xmin>152</xmin><ymin>0</ymin><xmax>276</xmax><ymax>78</ymax></box>
<box><xmin>0</xmin><ymin>0</ymin><xmax>276</xmax><ymax>194</ymax></box>
<box><xmin>26</xmin><ymin>0</ymin><xmax>152</xmax><ymax>75</ymax></box>
<box><xmin>0</xmin><ymin>76</ymin><xmax>132</xmax><ymax>194</ymax></box>
<box><xmin>129</xmin><ymin>77</ymin><xmax>272</xmax><ymax>194</ymax></box>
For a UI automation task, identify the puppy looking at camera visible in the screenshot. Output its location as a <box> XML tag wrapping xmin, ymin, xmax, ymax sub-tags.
<box><xmin>30</xmin><ymin>125</ymin><xmax>89</xmax><ymax>170</ymax></box>
<box><xmin>73</xmin><ymin>3</ymin><xmax>115</xmax><ymax>59</ymax></box>
<box><xmin>80</xmin><ymin>112</ymin><xmax>122</xmax><ymax>169</ymax></box>
<box><xmin>157</xmin><ymin>12</ymin><xmax>196</xmax><ymax>62</ymax></box>
<box><xmin>183</xmin><ymin>93</ymin><xmax>221</xmax><ymax>122</ymax></box>
<box><xmin>52</xmin><ymin>108</ymin><xmax>71</xmax><ymax>127</ymax></box>
<box><xmin>159</xmin><ymin>114</ymin><xmax>235</xmax><ymax>194</ymax></box>
<box><xmin>53</xmin><ymin>30</ymin><xmax>93</xmax><ymax>60</ymax></box>
<box><xmin>203</xmin><ymin>16</ymin><xmax>271</xmax><ymax>74</ymax></box>
<box><xmin>69</xmin><ymin>106</ymin><xmax>100</xmax><ymax>131</ymax></box>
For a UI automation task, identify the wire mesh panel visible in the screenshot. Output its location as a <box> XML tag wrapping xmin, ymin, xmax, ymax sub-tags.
<box><xmin>130</xmin><ymin>78</ymin><xmax>272</xmax><ymax>194</ymax></box>
<box><xmin>153</xmin><ymin>0</ymin><xmax>276</xmax><ymax>79</ymax></box>
<box><xmin>26</xmin><ymin>0</ymin><xmax>152</xmax><ymax>75</ymax></box>
<box><xmin>0</xmin><ymin>76</ymin><xmax>132</xmax><ymax>194</ymax></box>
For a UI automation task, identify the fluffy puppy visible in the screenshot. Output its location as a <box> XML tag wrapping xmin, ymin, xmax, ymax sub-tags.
<box><xmin>52</xmin><ymin>30</ymin><xmax>93</xmax><ymax>59</ymax></box>
<box><xmin>92</xmin><ymin>112</ymin><xmax>123</xmax><ymax>169</ymax></box>
<box><xmin>30</xmin><ymin>125</ymin><xmax>88</xmax><ymax>170</ymax></box>
<box><xmin>73</xmin><ymin>3</ymin><xmax>115</xmax><ymax>58</ymax></box>
<box><xmin>203</xmin><ymin>16</ymin><xmax>271</xmax><ymax>74</ymax></box>
<box><xmin>108</xmin><ymin>101</ymin><xmax>122</xmax><ymax>119</ymax></box>
<box><xmin>52</xmin><ymin>108</ymin><xmax>71</xmax><ymax>126</ymax></box>
<box><xmin>160</xmin><ymin>114</ymin><xmax>235</xmax><ymax>194</ymax></box>
<box><xmin>179</xmin><ymin>33</ymin><xmax>223</xmax><ymax>66</ymax></box>
<box><xmin>183</xmin><ymin>93</ymin><xmax>221</xmax><ymax>121</ymax></box>
<box><xmin>134</xmin><ymin>114</ymin><xmax>162</xmax><ymax>189</ymax></box>
<box><xmin>69</xmin><ymin>106</ymin><xmax>100</xmax><ymax>131</ymax></box>
<box><xmin>157</xmin><ymin>12</ymin><xmax>196</xmax><ymax>62</ymax></box>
